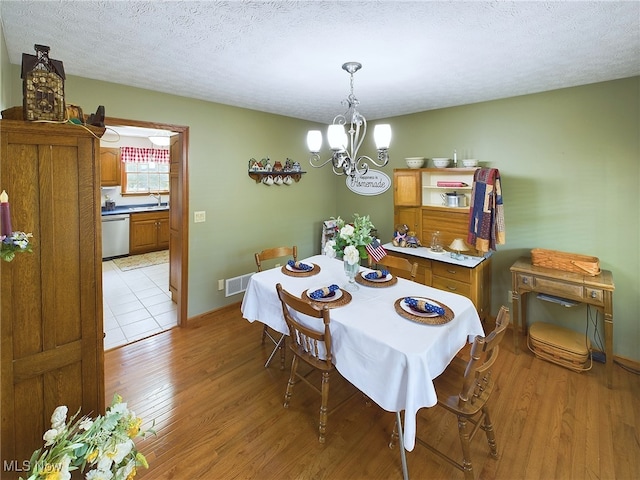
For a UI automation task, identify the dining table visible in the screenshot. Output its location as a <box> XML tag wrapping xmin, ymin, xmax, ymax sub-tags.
<box><xmin>241</xmin><ymin>254</ymin><xmax>485</xmax><ymax>477</ymax></box>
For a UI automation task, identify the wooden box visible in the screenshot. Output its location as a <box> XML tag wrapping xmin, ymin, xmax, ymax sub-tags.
<box><xmin>527</xmin><ymin>322</ymin><xmax>591</xmax><ymax>372</ymax></box>
<box><xmin>531</xmin><ymin>248</ymin><xmax>601</xmax><ymax>276</ymax></box>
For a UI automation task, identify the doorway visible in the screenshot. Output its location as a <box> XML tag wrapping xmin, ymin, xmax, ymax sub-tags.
<box><xmin>100</xmin><ymin>117</ymin><xmax>189</xmax><ymax>349</ymax></box>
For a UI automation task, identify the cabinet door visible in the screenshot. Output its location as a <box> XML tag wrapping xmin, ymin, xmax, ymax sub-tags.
<box><xmin>100</xmin><ymin>147</ymin><xmax>121</xmax><ymax>186</ymax></box>
<box><xmin>157</xmin><ymin>215</ymin><xmax>170</xmax><ymax>250</ymax></box>
<box><xmin>394</xmin><ymin>206</ymin><xmax>421</xmax><ymax>235</ymax></box>
<box><xmin>1</xmin><ymin>121</ymin><xmax>105</xmax><ymax>475</ymax></box>
<box><xmin>130</xmin><ymin>216</ymin><xmax>161</xmax><ymax>254</ymax></box>
<box><xmin>393</xmin><ymin>170</ymin><xmax>421</xmax><ymax>206</ymax></box>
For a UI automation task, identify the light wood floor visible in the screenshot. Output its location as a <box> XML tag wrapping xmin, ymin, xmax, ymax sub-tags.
<box><xmin>105</xmin><ymin>305</ymin><xmax>640</xmax><ymax>480</ymax></box>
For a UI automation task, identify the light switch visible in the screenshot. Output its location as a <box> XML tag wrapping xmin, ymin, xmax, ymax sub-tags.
<box><xmin>194</xmin><ymin>211</ymin><xmax>206</xmax><ymax>223</ymax></box>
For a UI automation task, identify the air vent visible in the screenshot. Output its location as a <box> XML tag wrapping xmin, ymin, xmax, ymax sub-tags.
<box><xmin>225</xmin><ymin>272</ymin><xmax>255</xmax><ymax>297</ymax></box>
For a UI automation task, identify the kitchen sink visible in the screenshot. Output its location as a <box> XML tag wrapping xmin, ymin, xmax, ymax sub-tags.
<box><xmin>128</xmin><ymin>205</ymin><xmax>169</xmax><ymax>212</ymax></box>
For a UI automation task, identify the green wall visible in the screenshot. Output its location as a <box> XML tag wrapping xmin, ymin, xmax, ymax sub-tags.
<box><xmin>3</xmin><ymin>59</ymin><xmax>638</xmax><ymax>361</ymax></box>
<box><xmin>0</xmin><ymin>13</ymin><xmax>12</xmax><ymax>111</ymax></box>
<box><xmin>338</xmin><ymin>77</ymin><xmax>640</xmax><ymax>361</ymax></box>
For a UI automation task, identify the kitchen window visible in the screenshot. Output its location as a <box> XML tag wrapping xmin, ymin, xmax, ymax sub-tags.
<box><xmin>120</xmin><ymin>146</ymin><xmax>170</xmax><ymax>195</ymax></box>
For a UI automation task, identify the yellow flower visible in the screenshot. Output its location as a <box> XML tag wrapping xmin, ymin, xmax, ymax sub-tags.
<box><xmin>127</xmin><ymin>417</ymin><xmax>142</xmax><ymax>438</ymax></box>
<box><xmin>86</xmin><ymin>448</ymin><xmax>99</xmax><ymax>463</ymax></box>
<box><xmin>126</xmin><ymin>467</ymin><xmax>137</xmax><ymax>480</ymax></box>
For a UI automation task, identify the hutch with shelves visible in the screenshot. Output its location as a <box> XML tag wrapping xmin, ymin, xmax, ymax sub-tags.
<box><xmin>390</xmin><ymin>167</ymin><xmax>492</xmax><ymax>321</ymax></box>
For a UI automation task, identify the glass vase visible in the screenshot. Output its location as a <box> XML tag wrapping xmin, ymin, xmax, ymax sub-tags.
<box><xmin>343</xmin><ymin>257</ymin><xmax>360</xmax><ymax>291</ymax></box>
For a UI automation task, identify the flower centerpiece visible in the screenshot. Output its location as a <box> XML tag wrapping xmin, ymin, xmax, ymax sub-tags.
<box><xmin>323</xmin><ymin>214</ymin><xmax>375</xmax><ymax>291</ymax></box>
<box><xmin>21</xmin><ymin>394</ymin><xmax>154</xmax><ymax>480</ymax></box>
<box><xmin>1</xmin><ymin>231</ymin><xmax>33</xmax><ymax>262</ymax></box>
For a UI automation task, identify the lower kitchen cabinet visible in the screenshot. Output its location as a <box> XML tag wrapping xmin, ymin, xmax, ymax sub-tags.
<box><xmin>130</xmin><ymin>210</ymin><xmax>170</xmax><ymax>254</ymax></box>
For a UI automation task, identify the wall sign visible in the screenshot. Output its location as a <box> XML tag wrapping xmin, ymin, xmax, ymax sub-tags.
<box><xmin>345</xmin><ymin>169</ymin><xmax>391</xmax><ymax>196</ymax></box>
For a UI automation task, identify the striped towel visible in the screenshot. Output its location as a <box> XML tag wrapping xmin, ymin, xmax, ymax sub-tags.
<box><xmin>467</xmin><ymin>168</ymin><xmax>505</xmax><ymax>252</ymax></box>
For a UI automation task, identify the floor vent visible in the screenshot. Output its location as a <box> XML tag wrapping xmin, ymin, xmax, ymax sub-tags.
<box><xmin>225</xmin><ymin>272</ymin><xmax>255</xmax><ymax>297</ymax></box>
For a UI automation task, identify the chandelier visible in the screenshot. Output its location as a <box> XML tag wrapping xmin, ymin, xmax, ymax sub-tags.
<box><xmin>307</xmin><ymin>62</ymin><xmax>391</xmax><ymax>178</ymax></box>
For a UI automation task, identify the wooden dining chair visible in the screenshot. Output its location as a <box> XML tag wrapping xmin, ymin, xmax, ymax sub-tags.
<box><xmin>368</xmin><ymin>254</ymin><xmax>418</xmax><ymax>280</ymax></box>
<box><xmin>254</xmin><ymin>245</ymin><xmax>297</xmax><ymax>369</ymax></box>
<box><xmin>391</xmin><ymin>306</ymin><xmax>510</xmax><ymax>480</ymax></box>
<box><xmin>276</xmin><ymin>283</ymin><xmax>343</xmax><ymax>443</ymax></box>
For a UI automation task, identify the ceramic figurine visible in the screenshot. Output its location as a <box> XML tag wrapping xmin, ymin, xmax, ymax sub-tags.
<box><xmin>285</xmin><ymin>158</ymin><xmax>294</xmax><ymax>171</ymax></box>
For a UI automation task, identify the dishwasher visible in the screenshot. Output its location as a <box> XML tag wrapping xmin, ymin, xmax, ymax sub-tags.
<box><xmin>101</xmin><ymin>214</ymin><xmax>130</xmax><ymax>259</ymax></box>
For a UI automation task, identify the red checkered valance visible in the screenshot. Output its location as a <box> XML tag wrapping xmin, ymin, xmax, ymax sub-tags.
<box><xmin>120</xmin><ymin>146</ymin><xmax>170</xmax><ymax>164</ymax></box>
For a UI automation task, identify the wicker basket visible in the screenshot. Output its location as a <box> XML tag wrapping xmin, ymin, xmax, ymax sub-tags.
<box><xmin>528</xmin><ymin>322</ymin><xmax>592</xmax><ymax>372</ymax></box>
<box><xmin>531</xmin><ymin>248</ymin><xmax>600</xmax><ymax>276</ymax></box>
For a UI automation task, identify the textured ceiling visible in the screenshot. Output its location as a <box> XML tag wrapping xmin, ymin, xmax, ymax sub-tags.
<box><xmin>1</xmin><ymin>1</ymin><xmax>639</xmax><ymax>124</ymax></box>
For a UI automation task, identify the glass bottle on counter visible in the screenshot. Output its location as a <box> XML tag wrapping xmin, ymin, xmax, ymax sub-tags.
<box><xmin>430</xmin><ymin>231</ymin><xmax>443</xmax><ymax>252</ymax></box>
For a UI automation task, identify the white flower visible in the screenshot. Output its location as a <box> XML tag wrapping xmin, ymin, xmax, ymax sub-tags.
<box><xmin>43</xmin><ymin>428</ymin><xmax>58</xmax><ymax>446</ymax></box>
<box><xmin>50</xmin><ymin>405</ymin><xmax>68</xmax><ymax>430</ymax></box>
<box><xmin>344</xmin><ymin>245</ymin><xmax>359</xmax><ymax>265</ymax></box>
<box><xmin>339</xmin><ymin>224</ymin><xmax>355</xmax><ymax>239</ymax></box>
<box><xmin>112</xmin><ymin>439</ymin><xmax>134</xmax><ymax>464</ymax></box>
<box><xmin>116</xmin><ymin>458</ymin><xmax>136</xmax><ymax>480</ymax></box>
<box><xmin>108</xmin><ymin>402</ymin><xmax>129</xmax><ymax>416</ymax></box>
<box><xmin>86</xmin><ymin>469</ymin><xmax>114</xmax><ymax>480</ymax></box>
<box><xmin>79</xmin><ymin>417</ymin><xmax>94</xmax><ymax>431</ymax></box>
<box><xmin>323</xmin><ymin>240</ymin><xmax>336</xmax><ymax>258</ymax></box>
<box><xmin>97</xmin><ymin>454</ymin><xmax>113</xmax><ymax>473</ymax></box>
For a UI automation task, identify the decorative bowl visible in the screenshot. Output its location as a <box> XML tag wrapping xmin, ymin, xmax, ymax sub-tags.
<box><xmin>432</xmin><ymin>158</ymin><xmax>450</xmax><ymax>168</ymax></box>
<box><xmin>463</xmin><ymin>158</ymin><xmax>478</xmax><ymax>167</ymax></box>
<box><xmin>405</xmin><ymin>157</ymin><xmax>425</xmax><ymax>169</ymax></box>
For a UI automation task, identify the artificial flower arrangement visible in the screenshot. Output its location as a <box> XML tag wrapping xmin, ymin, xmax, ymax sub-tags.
<box><xmin>21</xmin><ymin>394</ymin><xmax>154</xmax><ymax>480</ymax></box>
<box><xmin>1</xmin><ymin>231</ymin><xmax>33</xmax><ymax>262</ymax></box>
<box><xmin>323</xmin><ymin>213</ymin><xmax>375</xmax><ymax>265</ymax></box>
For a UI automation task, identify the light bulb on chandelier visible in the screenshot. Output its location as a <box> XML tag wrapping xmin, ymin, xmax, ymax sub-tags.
<box><xmin>307</xmin><ymin>62</ymin><xmax>391</xmax><ymax>178</ymax></box>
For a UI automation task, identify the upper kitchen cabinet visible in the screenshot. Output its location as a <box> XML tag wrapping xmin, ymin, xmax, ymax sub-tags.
<box><xmin>393</xmin><ymin>169</ymin><xmax>421</xmax><ymax>206</ymax></box>
<box><xmin>100</xmin><ymin>147</ymin><xmax>121</xmax><ymax>186</ymax></box>
<box><xmin>0</xmin><ymin>120</ymin><xmax>105</xmax><ymax>478</ymax></box>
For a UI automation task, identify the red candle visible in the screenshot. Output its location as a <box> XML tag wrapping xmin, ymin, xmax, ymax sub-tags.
<box><xmin>0</xmin><ymin>190</ymin><xmax>13</xmax><ymax>238</ymax></box>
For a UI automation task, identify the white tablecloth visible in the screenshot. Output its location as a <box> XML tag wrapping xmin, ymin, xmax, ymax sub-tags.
<box><xmin>241</xmin><ymin>254</ymin><xmax>485</xmax><ymax>451</ymax></box>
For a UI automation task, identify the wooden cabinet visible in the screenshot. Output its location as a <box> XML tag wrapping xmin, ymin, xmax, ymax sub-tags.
<box><xmin>387</xmin><ymin>247</ymin><xmax>491</xmax><ymax>322</ymax></box>
<box><xmin>392</xmin><ymin>167</ymin><xmax>491</xmax><ymax>321</ymax></box>
<box><xmin>0</xmin><ymin>120</ymin><xmax>105</xmax><ymax>477</ymax></box>
<box><xmin>130</xmin><ymin>210</ymin><xmax>170</xmax><ymax>255</ymax></box>
<box><xmin>432</xmin><ymin>259</ymin><xmax>492</xmax><ymax>321</ymax></box>
<box><xmin>100</xmin><ymin>147</ymin><xmax>121</xmax><ymax>186</ymax></box>
<box><xmin>394</xmin><ymin>168</ymin><xmax>481</xmax><ymax>256</ymax></box>
<box><xmin>394</xmin><ymin>206</ymin><xmax>422</xmax><ymax>236</ymax></box>
<box><xmin>393</xmin><ymin>169</ymin><xmax>421</xmax><ymax>206</ymax></box>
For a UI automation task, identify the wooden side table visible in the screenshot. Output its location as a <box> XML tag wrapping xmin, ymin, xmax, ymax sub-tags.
<box><xmin>510</xmin><ymin>257</ymin><xmax>615</xmax><ymax>387</ymax></box>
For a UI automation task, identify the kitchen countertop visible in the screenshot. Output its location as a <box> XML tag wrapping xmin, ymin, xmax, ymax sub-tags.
<box><xmin>101</xmin><ymin>203</ymin><xmax>169</xmax><ymax>216</ymax></box>
<box><xmin>383</xmin><ymin>242</ymin><xmax>492</xmax><ymax>268</ymax></box>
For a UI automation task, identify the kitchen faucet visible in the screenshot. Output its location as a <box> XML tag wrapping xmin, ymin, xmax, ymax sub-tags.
<box><xmin>149</xmin><ymin>192</ymin><xmax>162</xmax><ymax>206</ymax></box>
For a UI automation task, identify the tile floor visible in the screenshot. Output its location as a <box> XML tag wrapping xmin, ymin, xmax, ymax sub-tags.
<box><xmin>102</xmin><ymin>257</ymin><xmax>178</xmax><ymax>350</ymax></box>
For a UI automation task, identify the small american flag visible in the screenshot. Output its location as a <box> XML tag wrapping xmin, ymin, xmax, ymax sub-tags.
<box><xmin>366</xmin><ymin>238</ymin><xmax>387</xmax><ymax>262</ymax></box>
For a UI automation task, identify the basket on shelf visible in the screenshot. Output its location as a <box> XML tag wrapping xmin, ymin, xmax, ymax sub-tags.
<box><xmin>531</xmin><ymin>248</ymin><xmax>600</xmax><ymax>276</ymax></box>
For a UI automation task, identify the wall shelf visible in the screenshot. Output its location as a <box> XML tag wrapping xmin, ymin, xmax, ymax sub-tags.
<box><xmin>248</xmin><ymin>171</ymin><xmax>306</xmax><ymax>184</ymax></box>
